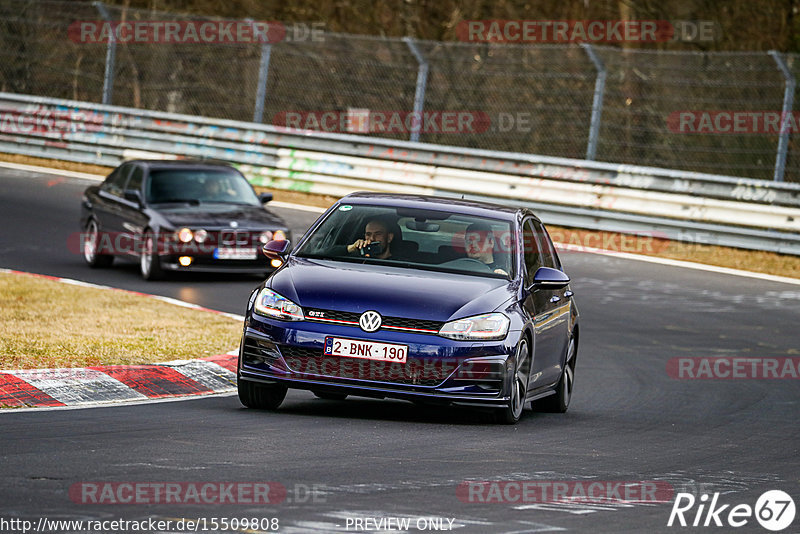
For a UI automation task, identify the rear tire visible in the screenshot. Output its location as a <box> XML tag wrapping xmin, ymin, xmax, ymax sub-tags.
<box><xmin>83</xmin><ymin>219</ymin><xmax>113</xmax><ymax>268</ymax></box>
<box><xmin>238</xmin><ymin>379</ymin><xmax>287</xmax><ymax>410</ymax></box>
<box><xmin>534</xmin><ymin>334</ymin><xmax>577</xmax><ymax>413</ymax></box>
<box><xmin>495</xmin><ymin>339</ymin><xmax>530</xmax><ymax>424</ymax></box>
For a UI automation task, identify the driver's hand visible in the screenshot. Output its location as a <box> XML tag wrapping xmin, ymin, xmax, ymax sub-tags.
<box><xmin>347</xmin><ymin>239</ymin><xmax>368</xmax><ymax>253</ymax></box>
<box><xmin>493</xmin><ymin>268</ymin><xmax>509</xmax><ymax>276</ymax></box>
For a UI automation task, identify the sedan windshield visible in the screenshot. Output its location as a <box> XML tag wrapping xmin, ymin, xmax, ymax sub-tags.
<box><xmin>146</xmin><ymin>169</ymin><xmax>260</xmax><ymax>206</ymax></box>
<box><xmin>295</xmin><ymin>204</ymin><xmax>515</xmax><ymax>279</ymax></box>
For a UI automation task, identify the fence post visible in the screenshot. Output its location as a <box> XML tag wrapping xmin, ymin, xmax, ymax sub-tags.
<box><xmin>403</xmin><ymin>37</ymin><xmax>428</xmax><ymax>143</ymax></box>
<box><xmin>93</xmin><ymin>1</ymin><xmax>116</xmax><ymax>105</ymax></box>
<box><xmin>252</xmin><ymin>20</ymin><xmax>272</xmax><ymax>123</ymax></box>
<box><xmin>769</xmin><ymin>50</ymin><xmax>794</xmax><ymax>183</ymax></box>
<box><xmin>581</xmin><ymin>44</ymin><xmax>606</xmax><ymax>161</ymax></box>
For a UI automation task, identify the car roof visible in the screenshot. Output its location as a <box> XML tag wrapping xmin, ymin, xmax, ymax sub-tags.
<box><xmin>338</xmin><ymin>192</ymin><xmax>528</xmax><ymax>221</ymax></box>
<box><xmin>127</xmin><ymin>159</ymin><xmax>239</xmax><ymax>172</ymax></box>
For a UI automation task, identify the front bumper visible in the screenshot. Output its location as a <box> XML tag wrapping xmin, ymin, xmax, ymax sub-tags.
<box><xmin>238</xmin><ymin>314</ymin><xmax>519</xmax><ymax>407</ymax></box>
<box><xmin>160</xmin><ymin>256</ymin><xmax>274</xmax><ymax>274</ymax></box>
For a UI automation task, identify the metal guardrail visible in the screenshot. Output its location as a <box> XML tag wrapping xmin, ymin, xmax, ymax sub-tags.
<box><xmin>1</xmin><ymin>91</ymin><xmax>799</xmax><ymax>255</ymax></box>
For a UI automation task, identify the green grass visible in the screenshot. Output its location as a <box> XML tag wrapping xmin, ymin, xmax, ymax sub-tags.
<box><xmin>0</xmin><ymin>272</ymin><xmax>241</xmax><ymax>370</ymax></box>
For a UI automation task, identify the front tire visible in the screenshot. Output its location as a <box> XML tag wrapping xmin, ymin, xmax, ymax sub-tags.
<box><xmin>495</xmin><ymin>339</ymin><xmax>530</xmax><ymax>424</ymax></box>
<box><xmin>140</xmin><ymin>231</ymin><xmax>164</xmax><ymax>281</ymax></box>
<box><xmin>238</xmin><ymin>379</ymin><xmax>287</xmax><ymax>410</ymax></box>
<box><xmin>534</xmin><ymin>334</ymin><xmax>577</xmax><ymax>413</ymax></box>
<box><xmin>83</xmin><ymin>219</ymin><xmax>113</xmax><ymax>268</ymax></box>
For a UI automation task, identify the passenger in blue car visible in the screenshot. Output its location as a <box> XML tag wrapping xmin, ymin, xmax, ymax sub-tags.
<box><xmin>346</xmin><ymin>216</ymin><xmax>396</xmax><ymax>259</ymax></box>
<box><xmin>464</xmin><ymin>222</ymin><xmax>509</xmax><ymax>276</ymax></box>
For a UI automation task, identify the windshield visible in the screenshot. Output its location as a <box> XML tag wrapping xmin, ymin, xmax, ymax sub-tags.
<box><xmin>295</xmin><ymin>203</ymin><xmax>516</xmax><ymax>279</ymax></box>
<box><xmin>146</xmin><ymin>169</ymin><xmax>260</xmax><ymax>206</ymax></box>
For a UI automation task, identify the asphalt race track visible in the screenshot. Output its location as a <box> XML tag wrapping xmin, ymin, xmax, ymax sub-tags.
<box><xmin>1</xmin><ymin>167</ymin><xmax>798</xmax><ymax>533</ymax></box>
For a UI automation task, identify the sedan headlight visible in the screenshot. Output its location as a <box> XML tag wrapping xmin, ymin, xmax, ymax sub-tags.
<box><xmin>438</xmin><ymin>313</ymin><xmax>510</xmax><ymax>341</ymax></box>
<box><xmin>177</xmin><ymin>227</ymin><xmax>193</xmax><ymax>243</ymax></box>
<box><xmin>253</xmin><ymin>288</ymin><xmax>304</xmax><ymax>321</ymax></box>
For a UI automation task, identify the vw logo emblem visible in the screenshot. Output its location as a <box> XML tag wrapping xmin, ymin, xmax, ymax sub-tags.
<box><xmin>359</xmin><ymin>310</ymin><xmax>382</xmax><ymax>332</ymax></box>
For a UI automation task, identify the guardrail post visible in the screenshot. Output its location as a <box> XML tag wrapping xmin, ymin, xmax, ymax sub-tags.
<box><xmin>252</xmin><ymin>20</ymin><xmax>272</xmax><ymax>123</ymax></box>
<box><xmin>769</xmin><ymin>50</ymin><xmax>795</xmax><ymax>183</ymax></box>
<box><xmin>403</xmin><ymin>37</ymin><xmax>429</xmax><ymax>143</ymax></box>
<box><xmin>93</xmin><ymin>1</ymin><xmax>116</xmax><ymax>105</ymax></box>
<box><xmin>581</xmin><ymin>44</ymin><xmax>606</xmax><ymax>161</ymax></box>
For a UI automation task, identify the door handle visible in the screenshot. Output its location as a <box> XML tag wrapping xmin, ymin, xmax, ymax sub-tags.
<box><xmin>549</xmin><ymin>295</ymin><xmax>561</xmax><ymax>303</ymax></box>
<box><xmin>564</xmin><ymin>290</ymin><xmax>573</xmax><ymax>298</ymax></box>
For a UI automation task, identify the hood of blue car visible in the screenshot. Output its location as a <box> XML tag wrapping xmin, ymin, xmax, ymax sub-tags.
<box><xmin>268</xmin><ymin>257</ymin><xmax>516</xmax><ymax>322</ymax></box>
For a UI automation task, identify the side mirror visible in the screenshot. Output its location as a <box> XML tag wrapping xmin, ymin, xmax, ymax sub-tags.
<box><xmin>262</xmin><ymin>239</ymin><xmax>291</xmax><ymax>261</ymax></box>
<box><xmin>123</xmin><ymin>189</ymin><xmax>143</xmax><ymax>207</ymax></box>
<box><xmin>529</xmin><ymin>266</ymin><xmax>570</xmax><ymax>290</ymax></box>
<box><xmin>259</xmin><ymin>192</ymin><xmax>273</xmax><ymax>204</ymax></box>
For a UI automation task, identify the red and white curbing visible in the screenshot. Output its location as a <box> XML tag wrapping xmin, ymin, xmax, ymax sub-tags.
<box><xmin>0</xmin><ymin>269</ymin><xmax>243</xmax><ymax>409</ymax></box>
<box><xmin>0</xmin><ymin>353</ymin><xmax>238</xmax><ymax>409</ymax></box>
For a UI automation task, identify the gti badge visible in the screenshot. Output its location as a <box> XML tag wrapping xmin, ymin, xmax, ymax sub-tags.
<box><xmin>359</xmin><ymin>310</ymin><xmax>382</xmax><ymax>332</ymax></box>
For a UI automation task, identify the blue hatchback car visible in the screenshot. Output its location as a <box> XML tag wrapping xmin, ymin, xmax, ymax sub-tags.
<box><xmin>237</xmin><ymin>193</ymin><xmax>578</xmax><ymax>423</ymax></box>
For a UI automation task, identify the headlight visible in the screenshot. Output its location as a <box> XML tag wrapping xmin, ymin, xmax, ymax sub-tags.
<box><xmin>438</xmin><ymin>313</ymin><xmax>510</xmax><ymax>341</ymax></box>
<box><xmin>258</xmin><ymin>230</ymin><xmax>273</xmax><ymax>244</ymax></box>
<box><xmin>177</xmin><ymin>227</ymin><xmax>193</xmax><ymax>243</ymax></box>
<box><xmin>253</xmin><ymin>288</ymin><xmax>304</xmax><ymax>321</ymax></box>
<box><xmin>194</xmin><ymin>229</ymin><xmax>208</xmax><ymax>243</ymax></box>
<box><xmin>273</xmin><ymin>230</ymin><xmax>287</xmax><ymax>241</ymax></box>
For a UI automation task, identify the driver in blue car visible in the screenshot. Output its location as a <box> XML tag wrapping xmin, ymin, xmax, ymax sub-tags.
<box><xmin>346</xmin><ymin>217</ymin><xmax>395</xmax><ymax>259</ymax></box>
<box><xmin>464</xmin><ymin>222</ymin><xmax>509</xmax><ymax>276</ymax></box>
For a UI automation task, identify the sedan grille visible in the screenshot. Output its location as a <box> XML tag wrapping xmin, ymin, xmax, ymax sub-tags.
<box><xmin>303</xmin><ymin>308</ymin><xmax>443</xmax><ymax>334</ymax></box>
<box><xmin>219</xmin><ymin>230</ymin><xmax>252</xmax><ymax>246</ymax></box>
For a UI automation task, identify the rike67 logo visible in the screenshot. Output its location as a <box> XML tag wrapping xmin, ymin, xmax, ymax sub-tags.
<box><xmin>668</xmin><ymin>490</ymin><xmax>796</xmax><ymax>531</ymax></box>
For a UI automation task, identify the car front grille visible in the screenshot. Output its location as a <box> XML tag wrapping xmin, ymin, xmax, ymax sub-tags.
<box><xmin>218</xmin><ymin>230</ymin><xmax>252</xmax><ymax>246</ymax></box>
<box><xmin>303</xmin><ymin>308</ymin><xmax>443</xmax><ymax>334</ymax></box>
<box><xmin>279</xmin><ymin>345</ymin><xmax>447</xmax><ymax>386</ymax></box>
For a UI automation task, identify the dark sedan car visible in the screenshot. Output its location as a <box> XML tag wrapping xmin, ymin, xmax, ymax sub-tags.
<box><xmin>238</xmin><ymin>193</ymin><xmax>578</xmax><ymax>423</ymax></box>
<box><xmin>80</xmin><ymin>159</ymin><xmax>290</xmax><ymax>280</ymax></box>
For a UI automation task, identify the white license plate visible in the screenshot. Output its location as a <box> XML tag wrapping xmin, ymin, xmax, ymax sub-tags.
<box><xmin>324</xmin><ymin>337</ymin><xmax>407</xmax><ymax>363</ymax></box>
<box><xmin>214</xmin><ymin>247</ymin><xmax>257</xmax><ymax>260</ymax></box>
